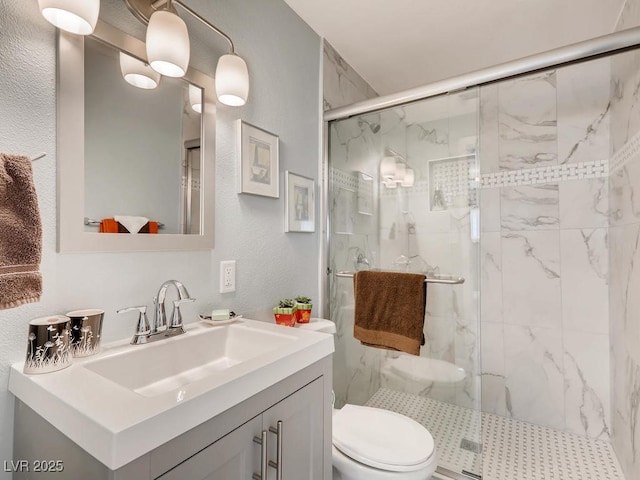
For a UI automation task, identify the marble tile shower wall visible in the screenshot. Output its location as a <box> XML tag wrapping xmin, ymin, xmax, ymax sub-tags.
<box><xmin>376</xmin><ymin>97</ymin><xmax>481</xmax><ymax>412</ymax></box>
<box><xmin>609</xmin><ymin>11</ymin><xmax>640</xmax><ymax>476</ymax></box>
<box><xmin>479</xmin><ymin>59</ymin><xmax>612</xmax><ymax>440</ymax></box>
<box><xmin>329</xmin><ymin>110</ymin><xmax>413</xmax><ymax>408</ymax></box>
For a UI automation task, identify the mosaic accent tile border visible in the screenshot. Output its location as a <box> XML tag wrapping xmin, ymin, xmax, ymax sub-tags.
<box><xmin>610</xmin><ymin>129</ymin><xmax>640</xmax><ymax>172</ymax></box>
<box><xmin>480</xmin><ymin>159</ymin><xmax>609</xmax><ymax>189</ymax></box>
<box><xmin>330</xmin><ymin>167</ymin><xmax>359</xmax><ymax>191</ymax></box>
<box><xmin>367</xmin><ymin>388</ymin><xmax>625</xmax><ymax>480</ymax></box>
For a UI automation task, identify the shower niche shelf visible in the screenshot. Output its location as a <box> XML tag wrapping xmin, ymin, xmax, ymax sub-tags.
<box><xmin>428</xmin><ymin>153</ymin><xmax>477</xmax><ymax>212</ymax></box>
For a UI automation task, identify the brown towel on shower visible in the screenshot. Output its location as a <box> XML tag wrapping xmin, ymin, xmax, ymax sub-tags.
<box><xmin>0</xmin><ymin>154</ymin><xmax>42</xmax><ymax>309</ymax></box>
<box><xmin>353</xmin><ymin>271</ymin><xmax>426</xmax><ymax>355</ymax></box>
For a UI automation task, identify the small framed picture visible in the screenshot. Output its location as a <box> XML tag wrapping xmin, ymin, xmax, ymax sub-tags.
<box><xmin>285</xmin><ymin>171</ymin><xmax>315</xmax><ymax>233</ymax></box>
<box><xmin>237</xmin><ymin>120</ymin><xmax>279</xmax><ymax>198</ymax></box>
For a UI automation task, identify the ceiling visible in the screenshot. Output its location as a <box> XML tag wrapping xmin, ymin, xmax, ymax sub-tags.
<box><xmin>283</xmin><ymin>0</ymin><xmax>627</xmax><ymax>96</ymax></box>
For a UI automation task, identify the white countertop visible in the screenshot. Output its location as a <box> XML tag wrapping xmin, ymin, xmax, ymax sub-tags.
<box><xmin>9</xmin><ymin>318</ymin><xmax>334</xmax><ymax>470</ymax></box>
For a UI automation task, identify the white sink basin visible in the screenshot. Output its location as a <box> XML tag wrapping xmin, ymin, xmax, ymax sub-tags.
<box><xmin>9</xmin><ymin>318</ymin><xmax>334</xmax><ymax>470</ymax></box>
<box><xmin>84</xmin><ymin>323</ymin><xmax>296</xmax><ymax>397</ymax></box>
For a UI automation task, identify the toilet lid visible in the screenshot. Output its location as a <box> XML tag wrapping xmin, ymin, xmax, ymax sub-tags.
<box><xmin>333</xmin><ymin>404</ymin><xmax>435</xmax><ymax>472</ymax></box>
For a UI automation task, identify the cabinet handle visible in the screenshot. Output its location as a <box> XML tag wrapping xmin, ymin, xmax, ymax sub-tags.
<box><xmin>268</xmin><ymin>420</ymin><xmax>283</xmax><ymax>480</ymax></box>
<box><xmin>252</xmin><ymin>430</ymin><xmax>268</xmax><ymax>480</ymax></box>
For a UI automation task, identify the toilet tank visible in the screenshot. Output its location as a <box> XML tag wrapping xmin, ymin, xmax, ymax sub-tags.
<box><xmin>297</xmin><ymin>318</ymin><xmax>337</xmax><ymax>334</ymax></box>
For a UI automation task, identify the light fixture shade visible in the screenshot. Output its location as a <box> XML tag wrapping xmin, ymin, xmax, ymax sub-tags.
<box><xmin>380</xmin><ymin>156</ymin><xmax>397</xmax><ymax>179</ymax></box>
<box><xmin>215</xmin><ymin>54</ymin><xmax>249</xmax><ymax>106</ymax></box>
<box><xmin>119</xmin><ymin>52</ymin><xmax>161</xmax><ymax>90</ymax></box>
<box><xmin>189</xmin><ymin>84</ymin><xmax>203</xmax><ymax>113</ymax></box>
<box><xmin>395</xmin><ymin>162</ymin><xmax>406</xmax><ymax>183</ymax></box>
<box><xmin>38</xmin><ymin>0</ymin><xmax>99</xmax><ymax>35</ymax></box>
<box><xmin>401</xmin><ymin>167</ymin><xmax>415</xmax><ymax>187</ymax></box>
<box><xmin>146</xmin><ymin>10</ymin><xmax>190</xmax><ymax>78</ymax></box>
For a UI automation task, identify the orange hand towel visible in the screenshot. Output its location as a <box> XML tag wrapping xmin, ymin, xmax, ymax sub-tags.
<box><xmin>353</xmin><ymin>271</ymin><xmax>426</xmax><ymax>355</ymax></box>
<box><xmin>0</xmin><ymin>154</ymin><xmax>42</xmax><ymax>309</ymax></box>
<box><xmin>99</xmin><ymin>218</ymin><xmax>119</xmax><ymax>233</ymax></box>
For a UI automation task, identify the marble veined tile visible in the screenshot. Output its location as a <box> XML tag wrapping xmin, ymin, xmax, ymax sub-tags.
<box><xmin>480</xmin><ymin>188</ymin><xmax>500</xmax><ymax>232</ymax></box>
<box><xmin>611</xmin><ymin>349</ymin><xmax>640</xmax><ymax>480</ymax></box>
<box><xmin>480</xmin><ymin>232</ymin><xmax>502</xmax><ymax>324</ymax></box>
<box><xmin>559</xmin><ymin>177</ymin><xmax>608</xmax><ymax>229</ymax></box>
<box><xmin>502</xmin><ymin>230</ymin><xmax>561</xmax><ymax>328</ymax></box>
<box><xmin>503</xmin><ymin>324</ymin><xmax>565</xmax><ymax>429</ymax></box>
<box><xmin>610</xmin><ymin>223</ymin><xmax>640</xmax><ymax>368</ymax></box>
<box><xmin>481</xmin><ymin>321</ymin><xmax>508</xmax><ymax>416</ymax></box>
<box><xmin>406</xmin><ymin>118</ymin><xmax>450</xmax><ymax>164</ymax></box>
<box><xmin>480</xmin><ymin>83</ymin><xmax>499</xmax><ymax>174</ymax></box>
<box><xmin>557</xmin><ymin>58</ymin><xmax>610</xmax><ymax>165</ymax></box>
<box><xmin>424</xmin><ymin>314</ymin><xmax>455</xmax><ymax>364</ymax></box>
<box><xmin>564</xmin><ymin>331</ymin><xmax>611</xmax><ymax>440</ymax></box>
<box><xmin>560</xmin><ymin>229</ymin><xmax>608</xmax><ymax>335</ymax></box>
<box><xmin>609</xmin><ymin>159</ymin><xmax>640</xmax><ymax>227</ymax></box>
<box><xmin>498</xmin><ymin>72</ymin><xmax>557</xmax><ymax>170</ymax></box>
<box><xmin>611</xmin><ymin>48</ymin><xmax>640</xmax><ymax>154</ymax></box>
<box><xmin>323</xmin><ymin>40</ymin><xmax>377</xmax><ymax>111</ymax></box>
<box><xmin>500</xmin><ymin>184</ymin><xmax>559</xmax><ymax>231</ymax></box>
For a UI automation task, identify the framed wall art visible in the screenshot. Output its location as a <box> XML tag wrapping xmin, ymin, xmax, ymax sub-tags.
<box><xmin>237</xmin><ymin>120</ymin><xmax>279</xmax><ymax>198</ymax></box>
<box><xmin>285</xmin><ymin>171</ymin><xmax>315</xmax><ymax>233</ymax></box>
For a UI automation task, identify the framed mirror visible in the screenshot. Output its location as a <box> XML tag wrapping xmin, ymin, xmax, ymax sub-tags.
<box><xmin>57</xmin><ymin>20</ymin><xmax>215</xmax><ymax>252</ymax></box>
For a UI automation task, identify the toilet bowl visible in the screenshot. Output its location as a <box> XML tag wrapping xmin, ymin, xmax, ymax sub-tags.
<box><xmin>381</xmin><ymin>354</ymin><xmax>466</xmax><ymax>400</ymax></box>
<box><xmin>332</xmin><ymin>404</ymin><xmax>437</xmax><ymax>479</ymax></box>
<box><xmin>298</xmin><ymin>319</ymin><xmax>437</xmax><ymax>479</ymax></box>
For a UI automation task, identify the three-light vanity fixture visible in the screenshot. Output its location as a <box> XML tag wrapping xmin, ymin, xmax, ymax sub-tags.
<box><xmin>380</xmin><ymin>151</ymin><xmax>415</xmax><ymax>188</ymax></box>
<box><xmin>37</xmin><ymin>0</ymin><xmax>250</xmax><ymax>106</ymax></box>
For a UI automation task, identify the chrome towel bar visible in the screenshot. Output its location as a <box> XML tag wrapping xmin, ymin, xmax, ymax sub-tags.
<box><xmin>84</xmin><ymin>217</ymin><xmax>165</xmax><ymax>229</ymax></box>
<box><xmin>335</xmin><ymin>271</ymin><xmax>465</xmax><ymax>285</ymax></box>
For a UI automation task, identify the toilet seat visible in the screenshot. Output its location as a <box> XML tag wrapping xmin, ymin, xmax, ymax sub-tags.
<box><xmin>333</xmin><ymin>404</ymin><xmax>435</xmax><ymax>472</ymax></box>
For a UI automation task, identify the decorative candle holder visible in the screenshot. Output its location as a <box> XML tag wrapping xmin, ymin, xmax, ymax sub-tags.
<box><xmin>23</xmin><ymin>315</ymin><xmax>72</xmax><ymax>374</ymax></box>
<box><xmin>66</xmin><ymin>309</ymin><xmax>104</xmax><ymax>357</ymax></box>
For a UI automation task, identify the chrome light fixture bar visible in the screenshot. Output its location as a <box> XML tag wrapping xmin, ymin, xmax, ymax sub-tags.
<box><xmin>125</xmin><ymin>0</ymin><xmax>250</xmax><ymax>106</ymax></box>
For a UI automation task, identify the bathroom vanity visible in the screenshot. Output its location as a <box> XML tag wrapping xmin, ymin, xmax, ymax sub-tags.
<box><xmin>9</xmin><ymin>319</ymin><xmax>334</xmax><ymax>479</ymax></box>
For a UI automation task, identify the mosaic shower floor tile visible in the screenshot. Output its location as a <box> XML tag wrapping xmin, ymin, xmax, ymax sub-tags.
<box><xmin>366</xmin><ymin>388</ymin><xmax>625</xmax><ymax>480</ymax></box>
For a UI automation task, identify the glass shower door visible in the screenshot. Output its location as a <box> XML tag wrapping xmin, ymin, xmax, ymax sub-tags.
<box><xmin>327</xmin><ymin>89</ymin><xmax>482</xmax><ymax>478</ymax></box>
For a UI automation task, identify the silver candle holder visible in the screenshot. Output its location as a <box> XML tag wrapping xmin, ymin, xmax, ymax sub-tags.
<box><xmin>66</xmin><ymin>309</ymin><xmax>104</xmax><ymax>357</ymax></box>
<box><xmin>23</xmin><ymin>315</ymin><xmax>72</xmax><ymax>374</ymax></box>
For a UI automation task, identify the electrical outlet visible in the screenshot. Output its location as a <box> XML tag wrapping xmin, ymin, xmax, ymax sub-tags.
<box><xmin>220</xmin><ymin>260</ymin><xmax>236</xmax><ymax>293</ymax></box>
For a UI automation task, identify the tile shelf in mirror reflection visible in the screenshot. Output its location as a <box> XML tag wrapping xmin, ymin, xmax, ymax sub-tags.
<box><xmin>57</xmin><ymin>20</ymin><xmax>216</xmax><ymax>252</ymax></box>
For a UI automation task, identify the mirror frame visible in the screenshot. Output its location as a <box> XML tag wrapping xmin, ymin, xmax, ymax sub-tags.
<box><xmin>57</xmin><ymin>21</ymin><xmax>215</xmax><ymax>253</ymax></box>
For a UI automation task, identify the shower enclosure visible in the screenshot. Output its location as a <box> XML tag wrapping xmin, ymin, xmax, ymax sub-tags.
<box><xmin>325</xmin><ymin>27</ymin><xmax>640</xmax><ymax>480</ymax></box>
<box><xmin>328</xmin><ymin>90</ymin><xmax>483</xmax><ymax>478</ymax></box>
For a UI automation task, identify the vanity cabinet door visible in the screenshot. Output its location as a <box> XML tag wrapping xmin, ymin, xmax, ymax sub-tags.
<box><xmin>263</xmin><ymin>377</ymin><xmax>324</xmax><ymax>480</ymax></box>
<box><xmin>157</xmin><ymin>416</ymin><xmax>262</xmax><ymax>480</ymax></box>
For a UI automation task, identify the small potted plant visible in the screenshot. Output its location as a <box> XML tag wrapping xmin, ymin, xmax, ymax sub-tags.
<box><xmin>295</xmin><ymin>296</ymin><xmax>313</xmax><ymax>324</ymax></box>
<box><xmin>273</xmin><ymin>298</ymin><xmax>297</xmax><ymax>327</ymax></box>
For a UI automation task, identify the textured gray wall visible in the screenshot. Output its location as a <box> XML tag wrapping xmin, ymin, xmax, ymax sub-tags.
<box><xmin>0</xmin><ymin>0</ymin><xmax>321</xmax><ymax>474</ymax></box>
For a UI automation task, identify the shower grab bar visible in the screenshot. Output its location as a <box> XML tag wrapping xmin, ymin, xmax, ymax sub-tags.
<box><xmin>335</xmin><ymin>271</ymin><xmax>465</xmax><ymax>285</ymax></box>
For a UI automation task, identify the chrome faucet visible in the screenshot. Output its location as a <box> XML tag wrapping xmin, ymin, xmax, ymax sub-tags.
<box><xmin>153</xmin><ymin>279</ymin><xmax>195</xmax><ymax>336</ymax></box>
<box><xmin>117</xmin><ymin>279</ymin><xmax>195</xmax><ymax>345</ymax></box>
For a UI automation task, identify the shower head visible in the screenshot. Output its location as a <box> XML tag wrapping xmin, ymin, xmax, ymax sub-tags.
<box><xmin>358</xmin><ymin>118</ymin><xmax>381</xmax><ymax>134</ymax></box>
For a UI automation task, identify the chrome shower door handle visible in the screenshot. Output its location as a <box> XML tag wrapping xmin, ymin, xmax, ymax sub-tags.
<box><xmin>252</xmin><ymin>430</ymin><xmax>268</xmax><ymax>480</ymax></box>
<box><xmin>268</xmin><ymin>420</ymin><xmax>283</xmax><ymax>480</ymax></box>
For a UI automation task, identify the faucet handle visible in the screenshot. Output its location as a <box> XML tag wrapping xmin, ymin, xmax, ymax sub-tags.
<box><xmin>168</xmin><ymin>298</ymin><xmax>195</xmax><ymax>330</ymax></box>
<box><xmin>117</xmin><ymin>305</ymin><xmax>151</xmax><ymax>344</ymax></box>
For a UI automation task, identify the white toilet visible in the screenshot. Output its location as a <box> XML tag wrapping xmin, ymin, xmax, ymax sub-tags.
<box><xmin>300</xmin><ymin>319</ymin><xmax>438</xmax><ymax>479</ymax></box>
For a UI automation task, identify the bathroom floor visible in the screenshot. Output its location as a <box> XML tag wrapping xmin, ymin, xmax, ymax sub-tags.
<box><xmin>366</xmin><ymin>388</ymin><xmax>625</xmax><ymax>480</ymax></box>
